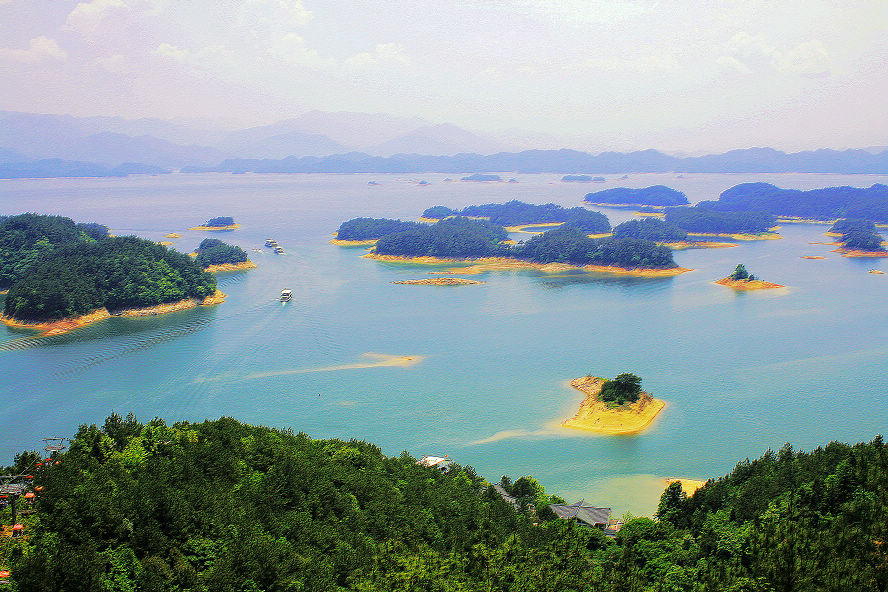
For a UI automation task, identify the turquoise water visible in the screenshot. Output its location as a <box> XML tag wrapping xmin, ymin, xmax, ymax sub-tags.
<box><xmin>2</xmin><ymin>172</ymin><xmax>888</xmax><ymax>515</ymax></box>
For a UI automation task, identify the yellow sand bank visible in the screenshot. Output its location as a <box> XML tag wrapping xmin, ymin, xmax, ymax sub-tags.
<box><xmin>715</xmin><ymin>277</ymin><xmax>785</xmax><ymax>290</ymax></box>
<box><xmin>635</xmin><ymin>212</ymin><xmax>665</xmax><ymax>217</ymax></box>
<box><xmin>777</xmin><ymin>216</ymin><xmax>836</xmax><ymax>224</ymax></box>
<box><xmin>188</xmin><ymin>224</ymin><xmax>240</xmax><ymax>231</ymax></box>
<box><xmin>392</xmin><ymin>278</ymin><xmax>483</xmax><ymax>286</ymax></box>
<box><xmin>662</xmin><ymin>241</ymin><xmax>737</xmax><ymax>250</ymax></box>
<box><xmin>363</xmin><ymin>253</ymin><xmax>692</xmax><ymax>277</ymax></box>
<box><xmin>869</xmin><ymin>270</ymin><xmax>885</xmax><ymax>274</ymax></box>
<box><xmin>503</xmin><ymin>222</ymin><xmax>564</xmax><ymax>233</ymax></box>
<box><xmin>165</xmin><ymin>232</ymin><xmax>182</xmax><ymax>238</ymax></box>
<box><xmin>157</xmin><ymin>241</ymin><xmax>174</xmax><ymax>246</ymax></box>
<box><xmin>330</xmin><ymin>238</ymin><xmax>378</xmax><ymax>246</ymax></box>
<box><xmin>832</xmin><ymin>248</ymin><xmax>888</xmax><ymax>258</ymax></box>
<box><xmin>1</xmin><ymin>290</ymin><xmax>226</xmax><ymax>336</ymax></box>
<box><xmin>204</xmin><ymin>261</ymin><xmax>258</xmax><ymax>273</ymax></box>
<box><xmin>665</xmin><ymin>478</ymin><xmax>707</xmax><ymax>496</ymax></box>
<box><xmin>417</xmin><ymin>217</ymin><xmax>440</xmax><ymax>223</ymax></box>
<box><xmin>688</xmin><ymin>232</ymin><xmax>782</xmax><ymax>241</ymax></box>
<box><xmin>585</xmin><ymin>202</ymin><xmax>665</xmax><ymax>210</ymax></box>
<box><xmin>561</xmin><ymin>376</ymin><xmax>665</xmax><ymax>435</ymax></box>
<box><xmin>801</xmin><ymin>256</ymin><xmax>826</xmax><ymax>259</ymax></box>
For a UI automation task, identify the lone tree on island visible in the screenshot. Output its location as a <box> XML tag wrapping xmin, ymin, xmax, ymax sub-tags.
<box><xmin>730</xmin><ymin>264</ymin><xmax>749</xmax><ymax>280</ymax></box>
<box><xmin>600</xmin><ymin>372</ymin><xmax>643</xmax><ymax>404</ymax></box>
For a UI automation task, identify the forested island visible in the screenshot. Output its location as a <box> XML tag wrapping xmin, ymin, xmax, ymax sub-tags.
<box><xmin>715</xmin><ymin>263</ymin><xmax>784</xmax><ymax>290</ymax></box>
<box><xmin>331</xmin><ymin>218</ymin><xmax>426</xmax><ymax>245</ymax></box>
<box><xmin>824</xmin><ymin>219</ymin><xmax>887</xmax><ymax>256</ymax></box>
<box><xmin>703</xmin><ymin>182</ymin><xmax>888</xmax><ymax>223</ymax></box>
<box><xmin>0</xmin><ymin>214</ymin><xmax>221</xmax><ymax>334</ymax></box>
<box><xmin>193</xmin><ymin>238</ymin><xmax>257</xmax><ymax>272</ymax></box>
<box><xmin>3</xmin><ymin>413</ymin><xmax>885</xmax><ymax>591</ymax></box>
<box><xmin>664</xmin><ymin>206</ymin><xmax>780</xmax><ymax>239</ymax></box>
<box><xmin>363</xmin><ymin>216</ymin><xmax>685</xmax><ymax>275</ymax></box>
<box><xmin>562</xmin><ymin>373</ymin><xmax>665</xmax><ymax>435</ymax></box>
<box><xmin>189</xmin><ymin>216</ymin><xmax>239</xmax><ymax>231</ymax></box>
<box><xmin>420</xmin><ymin>200</ymin><xmax>611</xmax><ymax>233</ymax></box>
<box><xmin>583</xmin><ymin>185</ymin><xmax>689</xmax><ymax>207</ymax></box>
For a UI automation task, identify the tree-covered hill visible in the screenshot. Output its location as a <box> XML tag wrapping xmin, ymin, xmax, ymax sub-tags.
<box><xmin>612</xmin><ymin>218</ymin><xmax>689</xmax><ymax>242</ymax></box>
<box><xmin>665</xmin><ymin>206</ymin><xmax>777</xmax><ymax>235</ymax></box>
<box><xmin>5</xmin><ymin>415</ymin><xmax>887</xmax><ymax>591</ymax></box>
<box><xmin>517</xmin><ymin>226</ymin><xmax>677</xmax><ymax>269</ymax></box>
<box><xmin>335</xmin><ymin>218</ymin><xmax>427</xmax><ymax>241</ymax></box>
<box><xmin>3</xmin><ymin>236</ymin><xmax>216</xmax><ymax>321</ymax></box>
<box><xmin>583</xmin><ymin>185</ymin><xmax>689</xmax><ymax>206</ymax></box>
<box><xmin>0</xmin><ymin>213</ymin><xmax>109</xmax><ymax>289</ymax></box>
<box><xmin>194</xmin><ymin>238</ymin><xmax>250</xmax><ymax>269</ymax></box>
<box><xmin>420</xmin><ymin>200</ymin><xmax>611</xmax><ymax>233</ymax></box>
<box><xmin>707</xmin><ymin>183</ymin><xmax>888</xmax><ymax>222</ymax></box>
<box><xmin>375</xmin><ymin>216</ymin><xmax>510</xmax><ymax>258</ymax></box>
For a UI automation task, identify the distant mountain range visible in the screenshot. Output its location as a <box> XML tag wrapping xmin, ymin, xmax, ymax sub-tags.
<box><xmin>1</xmin><ymin>110</ymin><xmax>887</xmax><ymax>178</ymax></box>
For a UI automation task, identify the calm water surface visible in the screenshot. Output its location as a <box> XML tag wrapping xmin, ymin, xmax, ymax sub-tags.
<box><xmin>2</xmin><ymin>172</ymin><xmax>887</xmax><ymax>514</ymax></box>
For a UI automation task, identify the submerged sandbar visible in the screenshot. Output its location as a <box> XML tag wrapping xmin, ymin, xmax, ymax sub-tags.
<box><xmin>561</xmin><ymin>376</ymin><xmax>665</xmax><ymax>435</ymax></box>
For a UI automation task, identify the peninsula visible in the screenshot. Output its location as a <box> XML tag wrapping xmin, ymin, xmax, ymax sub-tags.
<box><xmin>189</xmin><ymin>216</ymin><xmax>239</xmax><ymax>231</ymax></box>
<box><xmin>562</xmin><ymin>374</ymin><xmax>665</xmax><ymax>435</ymax></box>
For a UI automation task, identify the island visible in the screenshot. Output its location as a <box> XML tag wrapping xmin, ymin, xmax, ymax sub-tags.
<box><xmin>391</xmin><ymin>278</ymin><xmax>483</xmax><ymax>286</ymax></box>
<box><xmin>189</xmin><ymin>216</ymin><xmax>240</xmax><ymax>231</ymax></box>
<box><xmin>419</xmin><ymin>200</ymin><xmax>611</xmax><ymax>234</ymax></box>
<box><xmin>562</xmin><ymin>373</ymin><xmax>665</xmax><ymax>435</ymax></box>
<box><xmin>461</xmin><ymin>173</ymin><xmax>502</xmax><ymax>182</ymax></box>
<box><xmin>612</xmin><ymin>218</ymin><xmax>736</xmax><ymax>250</ymax></box>
<box><xmin>584</xmin><ymin>185</ymin><xmax>689</xmax><ymax>207</ymax></box>
<box><xmin>823</xmin><ymin>219</ymin><xmax>888</xmax><ymax>257</ymax></box>
<box><xmin>561</xmin><ymin>175</ymin><xmax>605</xmax><ymax>183</ymax></box>
<box><xmin>706</xmin><ymin>182</ymin><xmax>888</xmax><ymax>223</ymax></box>
<box><xmin>363</xmin><ymin>217</ymin><xmax>689</xmax><ymax>277</ymax></box>
<box><xmin>2</xmin><ymin>222</ymin><xmax>221</xmax><ymax>335</ymax></box>
<box><xmin>665</xmin><ymin>207</ymin><xmax>781</xmax><ymax>240</ymax></box>
<box><xmin>715</xmin><ymin>264</ymin><xmax>784</xmax><ymax>290</ymax></box>
<box><xmin>194</xmin><ymin>238</ymin><xmax>257</xmax><ymax>272</ymax></box>
<box><xmin>331</xmin><ymin>218</ymin><xmax>425</xmax><ymax>246</ymax></box>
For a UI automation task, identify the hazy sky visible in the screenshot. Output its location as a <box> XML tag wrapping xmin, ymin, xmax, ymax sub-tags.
<box><xmin>2</xmin><ymin>0</ymin><xmax>887</xmax><ymax>152</ymax></box>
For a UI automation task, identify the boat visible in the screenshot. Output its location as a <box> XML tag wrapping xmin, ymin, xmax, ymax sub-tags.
<box><xmin>265</xmin><ymin>239</ymin><xmax>278</xmax><ymax>247</ymax></box>
<box><xmin>274</xmin><ymin>246</ymin><xmax>285</xmax><ymax>254</ymax></box>
<box><xmin>280</xmin><ymin>289</ymin><xmax>292</xmax><ymax>302</ymax></box>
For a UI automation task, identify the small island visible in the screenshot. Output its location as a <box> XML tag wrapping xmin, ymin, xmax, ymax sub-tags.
<box><xmin>391</xmin><ymin>278</ymin><xmax>483</xmax><ymax>286</ymax></box>
<box><xmin>612</xmin><ymin>218</ymin><xmax>736</xmax><ymax>250</ymax></box>
<box><xmin>461</xmin><ymin>173</ymin><xmax>502</xmax><ymax>182</ymax></box>
<box><xmin>826</xmin><ymin>219</ymin><xmax>888</xmax><ymax>257</ymax></box>
<box><xmin>584</xmin><ymin>185</ymin><xmax>689</xmax><ymax>207</ymax></box>
<box><xmin>419</xmin><ymin>200</ymin><xmax>611</xmax><ymax>234</ymax></box>
<box><xmin>194</xmin><ymin>238</ymin><xmax>257</xmax><ymax>272</ymax></box>
<box><xmin>189</xmin><ymin>216</ymin><xmax>240</xmax><ymax>231</ymax></box>
<box><xmin>331</xmin><ymin>218</ymin><xmax>425</xmax><ymax>246</ymax></box>
<box><xmin>665</xmin><ymin>207</ymin><xmax>780</xmax><ymax>240</ymax></box>
<box><xmin>562</xmin><ymin>373</ymin><xmax>665</xmax><ymax>435</ymax></box>
<box><xmin>715</xmin><ymin>264</ymin><xmax>784</xmax><ymax>290</ymax></box>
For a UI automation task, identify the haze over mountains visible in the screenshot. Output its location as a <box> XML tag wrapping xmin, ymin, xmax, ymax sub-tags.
<box><xmin>1</xmin><ymin>109</ymin><xmax>887</xmax><ymax>177</ymax></box>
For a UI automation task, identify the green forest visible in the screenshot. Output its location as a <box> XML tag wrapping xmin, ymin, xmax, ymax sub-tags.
<box><xmin>583</xmin><ymin>185</ymin><xmax>689</xmax><ymax>206</ymax></box>
<box><xmin>194</xmin><ymin>239</ymin><xmax>250</xmax><ymax>269</ymax></box>
<box><xmin>612</xmin><ymin>219</ymin><xmax>689</xmax><ymax>242</ymax></box>
<box><xmin>708</xmin><ymin>183</ymin><xmax>888</xmax><ymax>222</ymax></box>
<box><xmin>335</xmin><ymin>218</ymin><xmax>426</xmax><ymax>241</ymax></box>
<box><xmin>664</xmin><ymin>207</ymin><xmax>777</xmax><ymax>235</ymax></box>
<box><xmin>375</xmin><ymin>216</ymin><xmax>510</xmax><ymax>258</ymax></box>
<box><xmin>2</xmin><ymin>414</ymin><xmax>886</xmax><ymax>591</ymax></box>
<box><xmin>420</xmin><ymin>201</ymin><xmax>611</xmax><ymax>233</ymax></box>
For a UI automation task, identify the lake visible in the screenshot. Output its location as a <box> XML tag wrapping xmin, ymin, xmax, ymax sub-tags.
<box><xmin>2</xmin><ymin>171</ymin><xmax>887</xmax><ymax>515</ymax></box>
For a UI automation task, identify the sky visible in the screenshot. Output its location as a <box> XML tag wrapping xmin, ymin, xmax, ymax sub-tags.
<box><xmin>1</xmin><ymin>0</ymin><xmax>887</xmax><ymax>152</ymax></box>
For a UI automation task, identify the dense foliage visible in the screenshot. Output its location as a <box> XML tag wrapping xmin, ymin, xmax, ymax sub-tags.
<box><xmin>665</xmin><ymin>206</ymin><xmax>777</xmax><ymax>234</ymax></box>
<box><xmin>828</xmin><ymin>218</ymin><xmax>876</xmax><ymax>234</ymax></box>
<box><xmin>204</xmin><ymin>217</ymin><xmax>235</xmax><ymax>227</ymax></box>
<box><xmin>841</xmin><ymin>229</ymin><xmax>885</xmax><ymax>251</ymax></box>
<box><xmin>599</xmin><ymin>373</ymin><xmax>643</xmax><ymax>404</ymax></box>
<box><xmin>375</xmin><ymin>216</ymin><xmax>509</xmax><ymax>258</ymax></box>
<box><xmin>0</xmin><ymin>213</ymin><xmax>109</xmax><ymax>289</ymax></box>
<box><xmin>335</xmin><ymin>218</ymin><xmax>426</xmax><ymax>241</ymax></box>
<box><xmin>584</xmin><ymin>185</ymin><xmax>689</xmax><ymax>206</ymax></box>
<box><xmin>421</xmin><ymin>200</ymin><xmax>611</xmax><ymax>232</ymax></box>
<box><xmin>709</xmin><ymin>182</ymin><xmax>888</xmax><ymax>222</ymax></box>
<box><xmin>194</xmin><ymin>238</ymin><xmax>249</xmax><ymax>269</ymax></box>
<box><xmin>8</xmin><ymin>415</ymin><xmax>886</xmax><ymax>591</ymax></box>
<box><xmin>3</xmin><ymin>236</ymin><xmax>216</xmax><ymax>321</ymax></box>
<box><xmin>612</xmin><ymin>218</ymin><xmax>688</xmax><ymax>242</ymax></box>
<box><xmin>518</xmin><ymin>227</ymin><xmax>677</xmax><ymax>269</ymax></box>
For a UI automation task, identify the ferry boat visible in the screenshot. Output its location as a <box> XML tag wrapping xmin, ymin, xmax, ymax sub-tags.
<box><xmin>273</xmin><ymin>246</ymin><xmax>285</xmax><ymax>254</ymax></box>
<box><xmin>265</xmin><ymin>239</ymin><xmax>278</xmax><ymax>247</ymax></box>
<box><xmin>280</xmin><ymin>289</ymin><xmax>293</xmax><ymax>302</ymax></box>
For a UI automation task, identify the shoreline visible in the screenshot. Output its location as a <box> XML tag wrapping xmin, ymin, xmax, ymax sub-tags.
<box><xmin>1</xmin><ymin>290</ymin><xmax>226</xmax><ymax>336</ymax></box>
<box><xmin>188</xmin><ymin>224</ymin><xmax>240</xmax><ymax>231</ymax></box>
<box><xmin>661</xmin><ymin>240</ymin><xmax>737</xmax><ymax>250</ymax></box>
<box><xmin>584</xmin><ymin>202</ymin><xmax>669</xmax><ymax>209</ymax></box>
<box><xmin>330</xmin><ymin>238</ymin><xmax>378</xmax><ymax>246</ymax></box>
<box><xmin>561</xmin><ymin>376</ymin><xmax>665</xmax><ymax>435</ymax></box>
<box><xmin>687</xmin><ymin>231</ymin><xmax>782</xmax><ymax>241</ymax></box>
<box><xmin>362</xmin><ymin>253</ymin><xmax>692</xmax><ymax>277</ymax></box>
<box><xmin>204</xmin><ymin>261</ymin><xmax>258</xmax><ymax>273</ymax></box>
<box><xmin>392</xmin><ymin>278</ymin><xmax>484</xmax><ymax>286</ymax></box>
<box><xmin>714</xmin><ymin>277</ymin><xmax>785</xmax><ymax>290</ymax></box>
<box><xmin>831</xmin><ymin>247</ymin><xmax>888</xmax><ymax>258</ymax></box>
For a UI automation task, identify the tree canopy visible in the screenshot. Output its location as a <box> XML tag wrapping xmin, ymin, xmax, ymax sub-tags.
<box><xmin>420</xmin><ymin>200</ymin><xmax>611</xmax><ymax>233</ymax></box>
<box><xmin>584</xmin><ymin>185</ymin><xmax>689</xmax><ymax>206</ymax></box>
<box><xmin>612</xmin><ymin>218</ymin><xmax>688</xmax><ymax>242</ymax></box>
<box><xmin>665</xmin><ymin>206</ymin><xmax>777</xmax><ymax>234</ymax></box>
<box><xmin>708</xmin><ymin>182</ymin><xmax>888</xmax><ymax>222</ymax></box>
<box><xmin>336</xmin><ymin>218</ymin><xmax>427</xmax><ymax>241</ymax></box>
<box><xmin>194</xmin><ymin>238</ymin><xmax>250</xmax><ymax>268</ymax></box>
<box><xmin>599</xmin><ymin>372</ymin><xmax>643</xmax><ymax>404</ymax></box>
<box><xmin>204</xmin><ymin>216</ymin><xmax>235</xmax><ymax>227</ymax></box>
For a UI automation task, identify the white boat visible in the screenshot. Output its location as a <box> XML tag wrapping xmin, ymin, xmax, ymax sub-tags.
<box><xmin>274</xmin><ymin>246</ymin><xmax>285</xmax><ymax>254</ymax></box>
<box><xmin>280</xmin><ymin>289</ymin><xmax>292</xmax><ymax>302</ymax></box>
<box><xmin>265</xmin><ymin>239</ymin><xmax>277</xmax><ymax>247</ymax></box>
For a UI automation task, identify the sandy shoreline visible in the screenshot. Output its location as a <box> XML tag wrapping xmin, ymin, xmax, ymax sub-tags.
<box><xmin>714</xmin><ymin>277</ymin><xmax>785</xmax><ymax>290</ymax></box>
<box><xmin>1</xmin><ymin>290</ymin><xmax>226</xmax><ymax>336</ymax></box>
<box><xmin>363</xmin><ymin>253</ymin><xmax>692</xmax><ymax>277</ymax></box>
<box><xmin>801</xmin><ymin>256</ymin><xmax>826</xmax><ymax>259</ymax></box>
<box><xmin>831</xmin><ymin>248</ymin><xmax>888</xmax><ymax>258</ymax></box>
<box><xmin>662</xmin><ymin>241</ymin><xmax>737</xmax><ymax>250</ymax></box>
<box><xmin>688</xmin><ymin>231</ymin><xmax>782</xmax><ymax>241</ymax></box>
<box><xmin>392</xmin><ymin>278</ymin><xmax>483</xmax><ymax>286</ymax></box>
<box><xmin>503</xmin><ymin>222</ymin><xmax>564</xmax><ymax>233</ymax></box>
<box><xmin>562</xmin><ymin>376</ymin><xmax>665</xmax><ymax>435</ymax></box>
<box><xmin>330</xmin><ymin>238</ymin><xmax>378</xmax><ymax>246</ymax></box>
<box><xmin>165</xmin><ymin>232</ymin><xmax>182</xmax><ymax>238</ymax></box>
<box><xmin>188</xmin><ymin>224</ymin><xmax>240</xmax><ymax>231</ymax></box>
<box><xmin>204</xmin><ymin>261</ymin><xmax>258</xmax><ymax>272</ymax></box>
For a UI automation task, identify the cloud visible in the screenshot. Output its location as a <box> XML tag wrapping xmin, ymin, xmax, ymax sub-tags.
<box><xmin>721</xmin><ymin>32</ymin><xmax>831</xmax><ymax>76</ymax></box>
<box><xmin>153</xmin><ymin>43</ymin><xmax>235</xmax><ymax>69</ymax></box>
<box><xmin>514</xmin><ymin>0</ymin><xmax>652</xmax><ymax>25</ymax></box>
<box><xmin>0</xmin><ymin>37</ymin><xmax>68</xmax><ymax>63</ymax></box>
<box><xmin>240</xmin><ymin>0</ymin><xmax>313</xmax><ymax>29</ymax></box>
<box><xmin>343</xmin><ymin>43</ymin><xmax>412</xmax><ymax>70</ymax></box>
<box><xmin>64</xmin><ymin>0</ymin><xmax>127</xmax><ymax>41</ymax></box>
<box><xmin>270</xmin><ymin>33</ymin><xmax>335</xmax><ymax>70</ymax></box>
